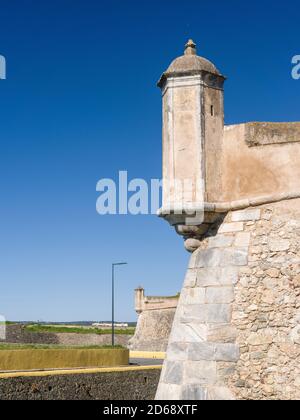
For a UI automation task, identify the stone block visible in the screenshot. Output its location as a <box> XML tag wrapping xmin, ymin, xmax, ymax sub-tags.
<box><xmin>218</xmin><ymin>222</ymin><xmax>244</xmax><ymax>234</ymax></box>
<box><xmin>247</xmin><ymin>333</ymin><xmax>273</xmax><ymax>346</ymax></box>
<box><xmin>261</xmin><ymin>290</ymin><xmax>276</xmax><ymax>304</ymax></box>
<box><xmin>195</xmin><ymin>249</ymin><xmax>223</xmax><ymax>268</ymax></box>
<box><xmin>167</xmin><ymin>342</ymin><xmax>188</xmax><ymax>361</ymax></box>
<box><xmin>187</xmin><ymin>343</ymin><xmax>216</xmax><ymax>361</ymax></box>
<box><xmin>184</xmin><ymin>361</ymin><xmax>217</xmax><ymax>386</ymax></box>
<box><xmin>197</xmin><ymin>268</ymin><xmax>222</xmax><ymax>287</ymax></box>
<box><xmin>179</xmin><ymin>304</ymin><xmax>207</xmax><ymax>324</ymax></box>
<box><xmin>222</xmin><ymin>267</ymin><xmax>239</xmax><ymax>285</ymax></box>
<box><xmin>180</xmin><ymin>303</ymin><xmax>232</xmax><ymax>324</ymax></box>
<box><xmin>269</xmin><ymin>238</ymin><xmax>290</xmax><ymax>252</ymax></box>
<box><xmin>234</xmin><ymin>232</ymin><xmax>251</xmax><ymax>247</ymax></box>
<box><xmin>292</xmin><ymin>274</ymin><xmax>300</xmax><ymax>288</ymax></box>
<box><xmin>181</xmin><ymin>287</ymin><xmax>206</xmax><ymax>304</ymax></box>
<box><xmin>196</xmin><ymin>267</ymin><xmax>239</xmax><ymax>287</ymax></box>
<box><xmin>155</xmin><ymin>383</ymin><xmax>182</xmax><ymax>400</ymax></box>
<box><xmin>187</xmin><ymin>342</ymin><xmax>239</xmax><ymax>362</ymax></box>
<box><xmin>184</xmin><ymin>269</ymin><xmax>197</xmax><ymax>288</ymax></box>
<box><xmin>207</xmin><ymin>324</ymin><xmax>238</xmax><ymax>343</ymax></box>
<box><xmin>188</xmin><ymin>249</ymin><xmax>200</xmax><ymax>269</ymax></box>
<box><xmin>162</xmin><ymin>361</ymin><xmax>183</xmax><ymax>385</ymax></box>
<box><xmin>208</xmin><ymin>387</ymin><xmax>235</xmax><ymax>400</ymax></box>
<box><xmin>231</xmin><ymin>209</ymin><xmax>261</xmax><ymax>222</ymax></box>
<box><xmin>205</xmin><ymin>287</ymin><xmax>234</xmax><ymax>304</ymax></box>
<box><xmin>182</xmin><ymin>385</ymin><xmax>208</xmax><ymax>400</ymax></box>
<box><xmin>215</xmin><ymin>344</ymin><xmax>240</xmax><ymax>362</ymax></box>
<box><xmin>169</xmin><ymin>320</ymin><xmax>207</xmax><ymax>343</ymax></box>
<box><xmin>290</xmin><ymin>325</ymin><xmax>300</xmax><ymax>345</ymax></box>
<box><xmin>208</xmin><ymin>235</ymin><xmax>234</xmax><ymax>248</ymax></box>
<box><xmin>205</xmin><ymin>304</ymin><xmax>232</xmax><ymax>324</ymax></box>
<box><xmin>217</xmin><ymin>362</ymin><xmax>236</xmax><ymax>379</ymax></box>
<box><xmin>222</xmin><ymin>248</ymin><xmax>248</xmax><ymax>266</ymax></box>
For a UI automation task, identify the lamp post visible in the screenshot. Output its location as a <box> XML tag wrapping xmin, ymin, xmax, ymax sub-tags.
<box><xmin>111</xmin><ymin>262</ymin><xmax>127</xmax><ymax>346</ymax></box>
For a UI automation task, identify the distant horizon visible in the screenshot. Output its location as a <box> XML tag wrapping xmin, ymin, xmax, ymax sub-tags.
<box><xmin>8</xmin><ymin>320</ymin><xmax>137</xmax><ymax>324</ymax></box>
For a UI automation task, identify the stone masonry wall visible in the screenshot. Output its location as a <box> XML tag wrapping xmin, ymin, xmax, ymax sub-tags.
<box><xmin>156</xmin><ymin>198</ymin><xmax>300</xmax><ymax>400</ymax></box>
<box><xmin>227</xmin><ymin>199</ymin><xmax>300</xmax><ymax>400</ymax></box>
<box><xmin>0</xmin><ymin>369</ymin><xmax>160</xmax><ymax>400</ymax></box>
<box><xmin>1</xmin><ymin>325</ymin><xmax>131</xmax><ymax>347</ymax></box>
<box><xmin>129</xmin><ymin>308</ymin><xmax>176</xmax><ymax>352</ymax></box>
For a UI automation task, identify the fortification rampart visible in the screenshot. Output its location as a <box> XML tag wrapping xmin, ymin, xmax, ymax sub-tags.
<box><xmin>155</xmin><ymin>39</ymin><xmax>300</xmax><ymax>400</ymax></box>
<box><xmin>129</xmin><ymin>288</ymin><xmax>179</xmax><ymax>352</ymax></box>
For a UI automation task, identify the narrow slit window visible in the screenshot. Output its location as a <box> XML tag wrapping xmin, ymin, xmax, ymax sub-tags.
<box><xmin>211</xmin><ymin>105</ymin><xmax>214</xmax><ymax>116</ymax></box>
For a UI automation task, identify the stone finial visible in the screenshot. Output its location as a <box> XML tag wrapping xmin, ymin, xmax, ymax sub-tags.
<box><xmin>184</xmin><ymin>39</ymin><xmax>197</xmax><ymax>56</ymax></box>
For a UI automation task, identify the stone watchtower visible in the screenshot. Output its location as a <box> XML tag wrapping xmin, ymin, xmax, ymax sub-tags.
<box><xmin>158</xmin><ymin>40</ymin><xmax>225</xmax><ymax>214</ymax></box>
<box><xmin>156</xmin><ymin>41</ymin><xmax>300</xmax><ymax>400</ymax></box>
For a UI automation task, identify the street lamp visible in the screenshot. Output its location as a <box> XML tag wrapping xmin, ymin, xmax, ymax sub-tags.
<box><xmin>111</xmin><ymin>262</ymin><xmax>127</xmax><ymax>346</ymax></box>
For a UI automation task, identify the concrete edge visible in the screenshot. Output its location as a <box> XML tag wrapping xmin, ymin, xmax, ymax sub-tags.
<box><xmin>130</xmin><ymin>351</ymin><xmax>166</xmax><ymax>360</ymax></box>
<box><xmin>0</xmin><ymin>365</ymin><xmax>162</xmax><ymax>379</ymax></box>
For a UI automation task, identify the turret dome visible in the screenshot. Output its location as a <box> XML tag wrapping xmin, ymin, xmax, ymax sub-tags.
<box><xmin>158</xmin><ymin>39</ymin><xmax>223</xmax><ymax>88</ymax></box>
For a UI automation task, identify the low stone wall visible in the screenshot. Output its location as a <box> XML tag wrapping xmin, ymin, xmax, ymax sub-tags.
<box><xmin>0</xmin><ymin>369</ymin><xmax>160</xmax><ymax>400</ymax></box>
<box><xmin>1</xmin><ymin>325</ymin><xmax>59</xmax><ymax>345</ymax></box>
<box><xmin>1</xmin><ymin>325</ymin><xmax>131</xmax><ymax>347</ymax></box>
<box><xmin>55</xmin><ymin>333</ymin><xmax>130</xmax><ymax>347</ymax></box>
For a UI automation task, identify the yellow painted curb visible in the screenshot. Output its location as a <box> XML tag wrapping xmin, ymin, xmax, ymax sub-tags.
<box><xmin>0</xmin><ymin>365</ymin><xmax>162</xmax><ymax>379</ymax></box>
<box><xmin>0</xmin><ymin>348</ymin><xmax>129</xmax><ymax>371</ymax></box>
<box><xmin>130</xmin><ymin>351</ymin><xmax>166</xmax><ymax>360</ymax></box>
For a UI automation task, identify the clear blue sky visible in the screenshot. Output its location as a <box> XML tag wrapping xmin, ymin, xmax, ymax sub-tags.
<box><xmin>0</xmin><ymin>0</ymin><xmax>299</xmax><ymax>322</ymax></box>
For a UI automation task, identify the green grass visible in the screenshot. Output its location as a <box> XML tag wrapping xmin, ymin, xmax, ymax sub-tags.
<box><xmin>25</xmin><ymin>324</ymin><xmax>135</xmax><ymax>336</ymax></box>
<box><xmin>0</xmin><ymin>343</ymin><xmax>124</xmax><ymax>350</ymax></box>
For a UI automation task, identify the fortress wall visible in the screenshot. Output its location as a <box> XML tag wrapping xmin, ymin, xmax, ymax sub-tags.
<box><xmin>156</xmin><ymin>41</ymin><xmax>300</xmax><ymax>400</ymax></box>
<box><xmin>156</xmin><ymin>199</ymin><xmax>300</xmax><ymax>400</ymax></box>
<box><xmin>130</xmin><ymin>289</ymin><xmax>179</xmax><ymax>351</ymax></box>
<box><xmin>129</xmin><ymin>308</ymin><xmax>176</xmax><ymax>352</ymax></box>
<box><xmin>139</xmin><ymin>297</ymin><xmax>179</xmax><ymax>312</ymax></box>
<box><xmin>228</xmin><ymin>198</ymin><xmax>300</xmax><ymax>400</ymax></box>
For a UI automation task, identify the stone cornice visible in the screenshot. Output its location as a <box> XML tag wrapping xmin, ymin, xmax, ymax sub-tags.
<box><xmin>158</xmin><ymin>191</ymin><xmax>300</xmax><ymax>219</ymax></box>
<box><xmin>158</xmin><ymin>191</ymin><xmax>300</xmax><ymax>251</ymax></box>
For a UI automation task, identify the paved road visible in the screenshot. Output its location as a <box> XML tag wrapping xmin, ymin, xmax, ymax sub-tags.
<box><xmin>130</xmin><ymin>358</ymin><xmax>164</xmax><ymax>366</ymax></box>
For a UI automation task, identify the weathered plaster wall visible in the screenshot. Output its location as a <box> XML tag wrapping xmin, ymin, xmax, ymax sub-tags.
<box><xmin>219</xmin><ymin>124</ymin><xmax>300</xmax><ymax>203</ymax></box>
<box><xmin>204</xmin><ymin>85</ymin><xmax>224</xmax><ymax>202</ymax></box>
<box><xmin>161</xmin><ymin>76</ymin><xmax>204</xmax><ymax>207</ymax></box>
<box><xmin>156</xmin><ymin>200</ymin><xmax>300</xmax><ymax>400</ymax></box>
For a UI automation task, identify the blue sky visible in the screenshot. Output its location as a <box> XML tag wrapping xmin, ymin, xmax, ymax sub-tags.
<box><xmin>0</xmin><ymin>0</ymin><xmax>299</xmax><ymax>322</ymax></box>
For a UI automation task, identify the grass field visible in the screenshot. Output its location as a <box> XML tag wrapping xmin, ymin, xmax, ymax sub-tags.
<box><xmin>25</xmin><ymin>324</ymin><xmax>135</xmax><ymax>336</ymax></box>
